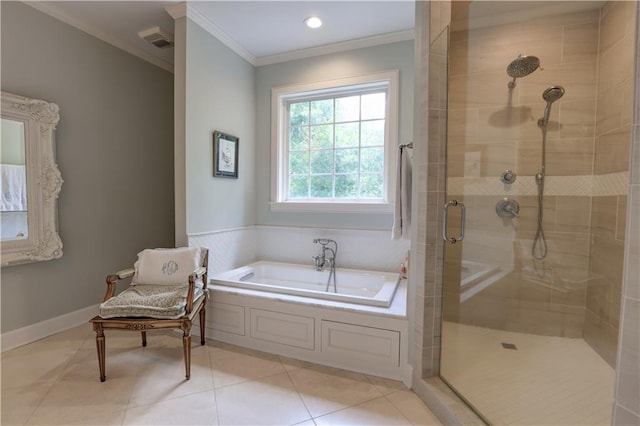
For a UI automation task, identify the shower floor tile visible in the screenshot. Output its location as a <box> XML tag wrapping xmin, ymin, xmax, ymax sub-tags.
<box><xmin>441</xmin><ymin>321</ymin><xmax>616</xmax><ymax>426</ymax></box>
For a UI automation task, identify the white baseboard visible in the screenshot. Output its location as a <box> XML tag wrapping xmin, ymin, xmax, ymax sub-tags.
<box><xmin>1</xmin><ymin>304</ymin><xmax>100</xmax><ymax>352</ymax></box>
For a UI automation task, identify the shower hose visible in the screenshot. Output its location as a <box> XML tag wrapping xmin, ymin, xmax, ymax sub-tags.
<box><xmin>532</xmin><ymin>126</ymin><xmax>549</xmax><ymax>261</ymax></box>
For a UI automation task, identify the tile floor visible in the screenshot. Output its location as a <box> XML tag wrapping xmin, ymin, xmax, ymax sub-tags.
<box><xmin>441</xmin><ymin>321</ymin><xmax>616</xmax><ymax>425</ymax></box>
<box><xmin>1</xmin><ymin>325</ymin><xmax>442</xmax><ymax>425</ymax></box>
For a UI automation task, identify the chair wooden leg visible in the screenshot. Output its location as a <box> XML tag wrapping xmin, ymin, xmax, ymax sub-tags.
<box><xmin>199</xmin><ymin>305</ymin><xmax>206</xmax><ymax>345</ymax></box>
<box><xmin>141</xmin><ymin>331</ymin><xmax>147</xmax><ymax>347</ymax></box>
<box><xmin>93</xmin><ymin>323</ymin><xmax>106</xmax><ymax>382</ymax></box>
<box><xmin>182</xmin><ymin>322</ymin><xmax>192</xmax><ymax>380</ymax></box>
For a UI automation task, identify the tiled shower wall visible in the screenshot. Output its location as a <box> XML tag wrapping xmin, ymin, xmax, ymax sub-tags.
<box><xmin>584</xmin><ymin>0</ymin><xmax>636</xmax><ymax>368</ymax></box>
<box><xmin>443</xmin><ymin>7</ymin><xmax>601</xmax><ymax>337</ymax></box>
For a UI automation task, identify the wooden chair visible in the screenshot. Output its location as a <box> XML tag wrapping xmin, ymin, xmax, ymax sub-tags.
<box><xmin>89</xmin><ymin>248</ymin><xmax>209</xmax><ymax>382</ymax></box>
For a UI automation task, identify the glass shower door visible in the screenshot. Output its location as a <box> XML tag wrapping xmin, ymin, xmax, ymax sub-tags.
<box><xmin>438</xmin><ymin>1</ymin><xmax>630</xmax><ymax>424</ymax></box>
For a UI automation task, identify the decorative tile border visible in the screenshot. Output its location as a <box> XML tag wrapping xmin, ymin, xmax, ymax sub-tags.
<box><xmin>447</xmin><ymin>172</ymin><xmax>629</xmax><ymax>196</ymax></box>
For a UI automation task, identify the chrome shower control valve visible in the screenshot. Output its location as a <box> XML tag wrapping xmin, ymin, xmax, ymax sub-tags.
<box><xmin>500</xmin><ymin>169</ymin><xmax>517</xmax><ymax>184</ymax></box>
<box><xmin>496</xmin><ymin>198</ymin><xmax>520</xmax><ymax>218</ymax></box>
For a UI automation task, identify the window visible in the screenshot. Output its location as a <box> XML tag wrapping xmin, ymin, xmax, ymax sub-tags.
<box><xmin>271</xmin><ymin>71</ymin><xmax>398</xmax><ymax>213</ymax></box>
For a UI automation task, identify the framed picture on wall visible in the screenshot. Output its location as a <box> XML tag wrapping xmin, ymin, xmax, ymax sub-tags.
<box><xmin>213</xmin><ymin>131</ymin><xmax>239</xmax><ymax>178</ymax></box>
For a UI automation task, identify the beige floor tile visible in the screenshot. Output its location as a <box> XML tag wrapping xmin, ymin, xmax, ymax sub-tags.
<box><xmin>386</xmin><ymin>390</ymin><xmax>443</xmax><ymax>425</ymax></box>
<box><xmin>279</xmin><ymin>355</ymin><xmax>317</xmax><ymax>372</ymax></box>
<box><xmin>122</xmin><ymin>390</ymin><xmax>218</xmax><ymax>425</ymax></box>
<box><xmin>208</xmin><ymin>340</ymin><xmax>258</xmax><ymax>359</ymax></box>
<box><xmin>314</xmin><ymin>396</ymin><xmax>412</xmax><ymax>426</ymax></box>
<box><xmin>7</xmin><ymin>325</ymin><xmax>92</xmax><ymax>355</ymax></box>
<box><xmin>25</xmin><ymin>376</ymin><xmax>133</xmax><ymax>425</ymax></box>
<box><xmin>3</xmin><ymin>328</ymin><xmax>441</xmax><ymax>426</ymax></box>
<box><xmin>1</xmin><ymin>350</ymin><xmax>71</xmax><ymax>390</ymax></box>
<box><xmin>1</xmin><ymin>382</ymin><xmax>53</xmax><ymax>426</ymax></box>
<box><xmin>26</xmin><ymin>408</ymin><xmax>126</xmax><ymax>426</ymax></box>
<box><xmin>292</xmin><ymin>420</ymin><xmax>317</xmax><ymax>426</ymax></box>
<box><xmin>61</xmin><ymin>345</ymin><xmax>144</xmax><ymax>382</ymax></box>
<box><xmin>216</xmin><ymin>372</ymin><xmax>311</xmax><ymax>425</ymax></box>
<box><xmin>128</xmin><ymin>345</ymin><xmax>214</xmax><ymax>407</ymax></box>
<box><xmin>211</xmin><ymin>348</ymin><xmax>285</xmax><ymax>388</ymax></box>
<box><xmin>288</xmin><ymin>365</ymin><xmax>383</xmax><ymax>418</ymax></box>
<box><xmin>365</xmin><ymin>374</ymin><xmax>408</xmax><ymax>395</ymax></box>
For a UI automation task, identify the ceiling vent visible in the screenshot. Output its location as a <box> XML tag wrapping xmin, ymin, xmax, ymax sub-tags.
<box><xmin>138</xmin><ymin>26</ymin><xmax>174</xmax><ymax>49</ymax></box>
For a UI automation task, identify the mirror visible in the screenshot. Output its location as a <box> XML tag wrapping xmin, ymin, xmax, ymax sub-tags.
<box><xmin>1</xmin><ymin>91</ymin><xmax>63</xmax><ymax>266</ymax></box>
<box><xmin>1</xmin><ymin>118</ymin><xmax>27</xmax><ymax>240</ymax></box>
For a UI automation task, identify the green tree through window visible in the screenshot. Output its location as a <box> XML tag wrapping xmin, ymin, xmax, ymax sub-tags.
<box><xmin>287</xmin><ymin>92</ymin><xmax>386</xmax><ymax>200</ymax></box>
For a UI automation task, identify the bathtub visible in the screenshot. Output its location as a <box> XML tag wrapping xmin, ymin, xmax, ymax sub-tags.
<box><xmin>210</xmin><ymin>261</ymin><xmax>400</xmax><ymax>307</ymax></box>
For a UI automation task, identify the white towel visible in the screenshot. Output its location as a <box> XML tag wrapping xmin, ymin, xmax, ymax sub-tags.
<box><xmin>0</xmin><ymin>164</ymin><xmax>27</xmax><ymax>211</ymax></box>
<box><xmin>391</xmin><ymin>145</ymin><xmax>412</xmax><ymax>240</ymax></box>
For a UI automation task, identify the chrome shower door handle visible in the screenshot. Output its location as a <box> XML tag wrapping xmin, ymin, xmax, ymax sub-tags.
<box><xmin>442</xmin><ymin>200</ymin><xmax>466</xmax><ymax>244</ymax></box>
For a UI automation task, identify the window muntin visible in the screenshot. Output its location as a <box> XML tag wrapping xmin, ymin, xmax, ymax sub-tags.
<box><xmin>286</xmin><ymin>90</ymin><xmax>387</xmax><ymax>201</ymax></box>
<box><xmin>271</xmin><ymin>71</ymin><xmax>398</xmax><ymax>213</ymax></box>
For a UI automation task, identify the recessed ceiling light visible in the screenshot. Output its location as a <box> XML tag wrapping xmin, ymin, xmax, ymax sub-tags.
<box><xmin>304</xmin><ymin>16</ymin><xmax>322</xmax><ymax>29</ymax></box>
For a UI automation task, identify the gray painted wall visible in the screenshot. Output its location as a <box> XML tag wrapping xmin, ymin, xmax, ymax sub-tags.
<box><xmin>184</xmin><ymin>19</ymin><xmax>256</xmax><ymax>234</ymax></box>
<box><xmin>254</xmin><ymin>41</ymin><xmax>415</xmax><ymax>230</ymax></box>
<box><xmin>1</xmin><ymin>2</ymin><xmax>175</xmax><ymax>333</ymax></box>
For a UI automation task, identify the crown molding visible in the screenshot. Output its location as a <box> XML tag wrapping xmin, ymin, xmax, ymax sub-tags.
<box><xmin>185</xmin><ymin>3</ymin><xmax>257</xmax><ymax>66</ymax></box>
<box><xmin>255</xmin><ymin>29</ymin><xmax>415</xmax><ymax>67</ymax></box>
<box><xmin>180</xmin><ymin>4</ymin><xmax>413</xmax><ymax>68</ymax></box>
<box><xmin>165</xmin><ymin>2</ymin><xmax>186</xmax><ymax>20</ymax></box>
<box><xmin>26</xmin><ymin>1</ymin><xmax>174</xmax><ymax>73</ymax></box>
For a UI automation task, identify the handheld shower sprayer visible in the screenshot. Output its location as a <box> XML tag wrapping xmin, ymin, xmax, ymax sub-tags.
<box><xmin>532</xmin><ymin>85</ymin><xmax>566</xmax><ymax>261</ymax></box>
<box><xmin>538</xmin><ymin>86</ymin><xmax>565</xmax><ymax>127</ymax></box>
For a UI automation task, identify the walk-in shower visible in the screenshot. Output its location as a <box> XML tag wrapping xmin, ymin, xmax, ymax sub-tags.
<box><xmin>533</xmin><ymin>85</ymin><xmax>565</xmax><ymax>260</ymax></box>
<box><xmin>437</xmin><ymin>1</ymin><xmax>636</xmax><ymax>424</ymax></box>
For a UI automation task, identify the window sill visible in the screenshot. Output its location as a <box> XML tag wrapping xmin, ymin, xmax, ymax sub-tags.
<box><xmin>269</xmin><ymin>201</ymin><xmax>393</xmax><ymax>214</ymax></box>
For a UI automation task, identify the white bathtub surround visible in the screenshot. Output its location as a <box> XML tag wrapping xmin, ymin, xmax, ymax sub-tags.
<box><xmin>188</xmin><ymin>227</ymin><xmax>256</xmax><ymax>274</ymax></box>
<box><xmin>254</xmin><ymin>225</ymin><xmax>410</xmax><ymax>272</ymax></box>
<box><xmin>188</xmin><ymin>225</ymin><xmax>410</xmax><ymax>274</ymax></box>
<box><xmin>212</xmin><ymin>261</ymin><xmax>400</xmax><ymax>307</ymax></box>
<box><xmin>188</xmin><ymin>225</ymin><xmax>411</xmax><ymax>383</ymax></box>
<box><xmin>206</xmin><ymin>278</ymin><xmax>411</xmax><ymax>385</ymax></box>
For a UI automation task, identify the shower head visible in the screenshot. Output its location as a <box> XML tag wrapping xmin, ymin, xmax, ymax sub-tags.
<box><xmin>506</xmin><ymin>54</ymin><xmax>541</xmax><ymax>88</ymax></box>
<box><xmin>542</xmin><ymin>86</ymin><xmax>565</xmax><ymax>103</ymax></box>
<box><xmin>539</xmin><ymin>86</ymin><xmax>565</xmax><ymax>127</ymax></box>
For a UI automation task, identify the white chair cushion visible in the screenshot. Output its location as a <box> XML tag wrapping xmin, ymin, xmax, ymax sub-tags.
<box><xmin>133</xmin><ymin>247</ymin><xmax>201</xmax><ymax>286</ymax></box>
<box><xmin>98</xmin><ymin>284</ymin><xmax>204</xmax><ymax>319</ymax></box>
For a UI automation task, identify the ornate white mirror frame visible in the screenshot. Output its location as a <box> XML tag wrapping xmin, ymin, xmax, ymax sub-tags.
<box><xmin>1</xmin><ymin>91</ymin><xmax>63</xmax><ymax>266</ymax></box>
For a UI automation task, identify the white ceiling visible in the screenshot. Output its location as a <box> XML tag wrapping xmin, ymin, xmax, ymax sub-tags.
<box><xmin>27</xmin><ymin>1</ymin><xmax>416</xmax><ymax>72</ymax></box>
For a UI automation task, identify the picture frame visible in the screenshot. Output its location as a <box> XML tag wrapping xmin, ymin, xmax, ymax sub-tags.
<box><xmin>213</xmin><ymin>131</ymin><xmax>239</xmax><ymax>178</ymax></box>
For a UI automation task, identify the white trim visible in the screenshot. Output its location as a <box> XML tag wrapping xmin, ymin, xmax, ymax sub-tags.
<box><xmin>164</xmin><ymin>3</ymin><xmax>186</xmax><ymax>20</ymax></box>
<box><xmin>168</xmin><ymin>4</ymin><xmax>413</xmax><ymax>68</ymax></box>
<box><xmin>187</xmin><ymin>225</ymin><xmax>256</xmax><ymax>237</ymax></box>
<box><xmin>270</xmin><ymin>70</ymin><xmax>399</xmax><ymax>214</ymax></box>
<box><xmin>269</xmin><ymin>201</ymin><xmax>393</xmax><ymax>214</ymax></box>
<box><xmin>255</xmin><ymin>29</ymin><xmax>415</xmax><ymax>67</ymax></box>
<box><xmin>185</xmin><ymin>3</ymin><xmax>257</xmax><ymax>66</ymax></box>
<box><xmin>26</xmin><ymin>2</ymin><xmax>174</xmax><ymax>73</ymax></box>
<box><xmin>1</xmin><ymin>304</ymin><xmax>100</xmax><ymax>352</ymax></box>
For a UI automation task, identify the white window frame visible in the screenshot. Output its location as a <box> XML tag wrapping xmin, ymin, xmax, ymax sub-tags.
<box><xmin>270</xmin><ymin>70</ymin><xmax>399</xmax><ymax>213</ymax></box>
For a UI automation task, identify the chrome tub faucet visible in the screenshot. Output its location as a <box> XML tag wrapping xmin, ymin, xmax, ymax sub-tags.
<box><xmin>312</xmin><ymin>239</ymin><xmax>338</xmax><ymax>293</ymax></box>
<box><xmin>312</xmin><ymin>238</ymin><xmax>337</xmax><ymax>271</ymax></box>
